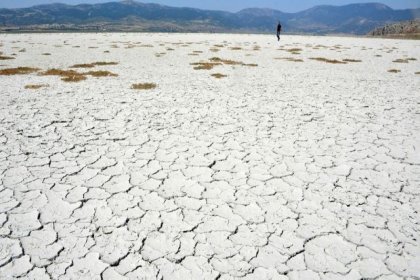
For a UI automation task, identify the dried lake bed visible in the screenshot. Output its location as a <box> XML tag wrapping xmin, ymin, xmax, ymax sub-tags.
<box><xmin>0</xmin><ymin>33</ymin><xmax>419</xmax><ymax>279</ymax></box>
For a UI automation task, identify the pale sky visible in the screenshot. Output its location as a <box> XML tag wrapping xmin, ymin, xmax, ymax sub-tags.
<box><xmin>0</xmin><ymin>0</ymin><xmax>419</xmax><ymax>12</ymax></box>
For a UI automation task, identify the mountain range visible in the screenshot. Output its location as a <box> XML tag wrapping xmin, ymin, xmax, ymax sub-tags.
<box><xmin>0</xmin><ymin>1</ymin><xmax>419</xmax><ymax>34</ymax></box>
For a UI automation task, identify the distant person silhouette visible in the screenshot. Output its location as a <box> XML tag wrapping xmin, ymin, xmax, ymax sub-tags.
<box><xmin>277</xmin><ymin>22</ymin><xmax>282</xmax><ymax>41</ymax></box>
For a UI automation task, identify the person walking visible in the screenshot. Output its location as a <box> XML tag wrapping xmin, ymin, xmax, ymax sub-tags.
<box><xmin>277</xmin><ymin>22</ymin><xmax>282</xmax><ymax>41</ymax></box>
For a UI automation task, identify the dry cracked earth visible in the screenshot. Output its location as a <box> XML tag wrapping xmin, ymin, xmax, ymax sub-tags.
<box><xmin>0</xmin><ymin>33</ymin><xmax>419</xmax><ymax>279</ymax></box>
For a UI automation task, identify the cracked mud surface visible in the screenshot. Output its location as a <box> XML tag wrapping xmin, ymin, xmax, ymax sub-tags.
<box><xmin>0</xmin><ymin>33</ymin><xmax>419</xmax><ymax>279</ymax></box>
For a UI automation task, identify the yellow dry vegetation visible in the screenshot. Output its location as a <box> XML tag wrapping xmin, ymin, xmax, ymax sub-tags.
<box><xmin>0</xmin><ymin>67</ymin><xmax>40</xmax><ymax>75</ymax></box>
<box><xmin>132</xmin><ymin>83</ymin><xmax>157</xmax><ymax>90</ymax></box>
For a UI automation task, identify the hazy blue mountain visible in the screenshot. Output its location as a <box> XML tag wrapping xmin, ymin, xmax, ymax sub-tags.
<box><xmin>0</xmin><ymin>1</ymin><xmax>419</xmax><ymax>34</ymax></box>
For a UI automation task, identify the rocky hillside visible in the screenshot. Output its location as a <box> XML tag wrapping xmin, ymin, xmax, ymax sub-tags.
<box><xmin>368</xmin><ymin>20</ymin><xmax>420</xmax><ymax>38</ymax></box>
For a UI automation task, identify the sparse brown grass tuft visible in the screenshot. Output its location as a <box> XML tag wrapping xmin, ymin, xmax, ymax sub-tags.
<box><xmin>210</xmin><ymin>48</ymin><xmax>220</xmax><ymax>52</ymax></box>
<box><xmin>286</xmin><ymin>48</ymin><xmax>302</xmax><ymax>52</ymax></box>
<box><xmin>85</xmin><ymin>70</ymin><xmax>118</xmax><ymax>77</ymax></box>
<box><xmin>71</xmin><ymin>63</ymin><xmax>96</xmax><ymax>68</ymax></box>
<box><xmin>192</xmin><ymin>57</ymin><xmax>257</xmax><ymax>70</ymax></box>
<box><xmin>71</xmin><ymin>61</ymin><xmax>119</xmax><ymax>68</ymax></box>
<box><xmin>209</xmin><ymin>57</ymin><xmax>242</xmax><ymax>65</ymax></box>
<box><xmin>415</xmin><ymin>72</ymin><xmax>420</xmax><ymax>75</ymax></box>
<box><xmin>191</xmin><ymin>62</ymin><xmax>222</xmax><ymax>70</ymax></box>
<box><xmin>93</xmin><ymin>61</ymin><xmax>118</xmax><ymax>66</ymax></box>
<box><xmin>343</xmin><ymin>59</ymin><xmax>362</xmax><ymax>63</ymax></box>
<box><xmin>276</xmin><ymin>57</ymin><xmax>303</xmax><ymax>62</ymax></box>
<box><xmin>41</xmin><ymin>69</ymin><xmax>80</xmax><ymax>77</ymax></box>
<box><xmin>407</xmin><ymin>58</ymin><xmax>417</xmax><ymax>61</ymax></box>
<box><xmin>40</xmin><ymin>69</ymin><xmax>86</xmax><ymax>82</ymax></box>
<box><xmin>230</xmin><ymin>47</ymin><xmax>242</xmax><ymax>50</ymax></box>
<box><xmin>211</xmin><ymin>73</ymin><xmax>227</xmax><ymax>79</ymax></box>
<box><xmin>25</xmin><ymin>84</ymin><xmax>49</xmax><ymax>89</ymax></box>
<box><xmin>0</xmin><ymin>67</ymin><xmax>40</xmax><ymax>75</ymax></box>
<box><xmin>285</xmin><ymin>48</ymin><xmax>302</xmax><ymax>55</ymax></box>
<box><xmin>42</xmin><ymin>53</ymin><xmax>51</xmax><ymax>56</ymax></box>
<box><xmin>310</xmin><ymin>57</ymin><xmax>347</xmax><ymax>64</ymax></box>
<box><xmin>242</xmin><ymin>63</ymin><xmax>258</xmax><ymax>67</ymax></box>
<box><xmin>388</xmin><ymin>69</ymin><xmax>401</xmax><ymax>73</ymax></box>
<box><xmin>393</xmin><ymin>58</ymin><xmax>409</xmax><ymax>63</ymax></box>
<box><xmin>62</xmin><ymin>75</ymin><xmax>87</xmax><ymax>82</ymax></box>
<box><xmin>132</xmin><ymin>83</ymin><xmax>157</xmax><ymax>90</ymax></box>
<box><xmin>0</xmin><ymin>55</ymin><xmax>15</xmax><ymax>60</ymax></box>
<box><xmin>155</xmin><ymin>52</ymin><xmax>166</xmax><ymax>57</ymax></box>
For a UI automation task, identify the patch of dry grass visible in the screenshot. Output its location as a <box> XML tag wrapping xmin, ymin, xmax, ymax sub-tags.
<box><xmin>388</xmin><ymin>69</ymin><xmax>401</xmax><ymax>73</ymax></box>
<box><xmin>209</xmin><ymin>57</ymin><xmax>245</xmax><ymax>65</ymax></box>
<box><xmin>42</xmin><ymin>53</ymin><xmax>51</xmax><ymax>56</ymax></box>
<box><xmin>25</xmin><ymin>84</ymin><xmax>49</xmax><ymax>89</ymax></box>
<box><xmin>192</xmin><ymin>57</ymin><xmax>258</xmax><ymax>70</ymax></box>
<box><xmin>155</xmin><ymin>52</ymin><xmax>166</xmax><ymax>57</ymax></box>
<box><xmin>230</xmin><ymin>47</ymin><xmax>242</xmax><ymax>50</ymax></box>
<box><xmin>71</xmin><ymin>61</ymin><xmax>119</xmax><ymax>68</ymax></box>
<box><xmin>343</xmin><ymin>59</ymin><xmax>362</xmax><ymax>63</ymax></box>
<box><xmin>0</xmin><ymin>67</ymin><xmax>40</xmax><ymax>75</ymax></box>
<box><xmin>62</xmin><ymin>75</ymin><xmax>87</xmax><ymax>82</ymax></box>
<box><xmin>286</xmin><ymin>48</ymin><xmax>302</xmax><ymax>52</ymax></box>
<box><xmin>310</xmin><ymin>57</ymin><xmax>347</xmax><ymax>64</ymax></box>
<box><xmin>211</xmin><ymin>73</ymin><xmax>227</xmax><ymax>79</ymax></box>
<box><xmin>276</xmin><ymin>57</ymin><xmax>304</xmax><ymax>62</ymax></box>
<box><xmin>191</xmin><ymin>62</ymin><xmax>222</xmax><ymax>70</ymax></box>
<box><xmin>393</xmin><ymin>58</ymin><xmax>409</xmax><ymax>63</ymax></box>
<box><xmin>71</xmin><ymin>63</ymin><xmax>96</xmax><ymax>68</ymax></box>
<box><xmin>242</xmin><ymin>63</ymin><xmax>258</xmax><ymax>67</ymax></box>
<box><xmin>415</xmin><ymin>72</ymin><xmax>420</xmax><ymax>75</ymax></box>
<box><xmin>94</xmin><ymin>61</ymin><xmax>118</xmax><ymax>66</ymax></box>
<box><xmin>0</xmin><ymin>55</ymin><xmax>15</xmax><ymax>60</ymax></box>
<box><xmin>132</xmin><ymin>83</ymin><xmax>157</xmax><ymax>90</ymax></box>
<box><xmin>284</xmin><ymin>48</ymin><xmax>302</xmax><ymax>55</ymax></box>
<box><xmin>210</xmin><ymin>48</ymin><xmax>220</xmax><ymax>52</ymax></box>
<box><xmin>40</xmin><ymin>69</ymin><xmax>86</xmax><ymax>82</ymax></box>
<box><xmin>85</xmin><ymin>70</ymin><xmax>118</xmax><ymax>77</ymax></box>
